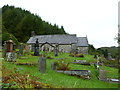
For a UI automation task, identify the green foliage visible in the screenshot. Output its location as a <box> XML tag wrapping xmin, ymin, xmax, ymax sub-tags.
<box><xmin>2</xmin><ymin>5</ymin><xmax>67</xmax><ymax>43</ymax></box>
<box><xmin>2</xmin><ymin>52</ymin><xmax>119</xmax><ymax>88</ymax></box>
<box><xmin>2</xmin><ymin>66</ymin><xmax>53</xmax><ymax>88</ymax></box>
<box><xmin>100</xmin><ymin>47</ymin><xmax>118</xmax><ymax>59</ymax></box>
<box><xmin>2</xmin><ymin>31</ymin><xmax>19</xmax><ymax>45</ymax></box>
<box><xmin>70</xmin><ymin>53</ymin><xmax>84</xmax><ymax>57</ymax></box>
<box><xmin>55</xmin><ymin>60</ymin><xmax>70</xmax><ymax>70</ymax></box>
<box><xmin>88</xmin><ymin>44</ymin><xmax>96</xmax><ymax>55</ymax></box>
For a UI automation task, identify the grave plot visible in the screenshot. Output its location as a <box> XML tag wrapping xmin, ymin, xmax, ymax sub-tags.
<box><xmin>56</xmin><ymin>70</ymin><xmax>91</xmax><ymax>80</ymax></box>
<box><xmin>72</xmin><ymin>60</ymin><xmax>90</xmax><ymax>66</ymax></box>
<box><xmin>51</xmin><ymin>60</ymin><xmax>91</xmax><ymax>80</ymax></box>
<box><xmin>2</xmin><ymin>50</ymin><xmax>119</xmax><ymax>88</ymax></box>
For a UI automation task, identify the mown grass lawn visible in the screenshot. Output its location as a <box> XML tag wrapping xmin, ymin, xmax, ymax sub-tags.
<box><xmin>2</xmin><ymin>52</ymin><xmax>119</xmax><ymax>88</ymax></box>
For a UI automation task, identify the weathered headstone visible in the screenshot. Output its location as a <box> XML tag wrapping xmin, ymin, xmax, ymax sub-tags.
<box><xmin>54</xmin><ymin>45</ymin><xmax>58</xmax><ymax>56</ymax></box>
<box><xmin>18</xmin><ymin>43</ymin><xmax>24</xmax><ymax>58</ymax></box>
<box><xmin>94</xmin><ymin>59</ymin><xmax>99</xmax><ymax>70</ymax></box>
<box><xmin>38</xmin><ymin>57</ymin><xmax>46</xmax><ymax>73</ymax></box>
<box><xmin>51</xmin><ymin>62</ymin><xmax>58</xmax><ymax>70</ymax></box>
<box><xmin>33</xmin><ymin>38</ymin><xmax>40</xmax><ymax>56</ymax></box>
<box><xmin>98</xmin><ymin>70</ymin><xmax>107</xmax><ymax>80</ymax></box>
<box><xmin>94</xmin><ymin>54</ymin><xmax>97</xmax><ymax>59</ymax></box>
<box><xmin>43</xmin><ymin>46</ymin><xmax>47</xmax><ymax>57</ymax></box>
<box><xmin>25</xmin><ymin>44</ymin><xmax>29</xmax><ymax>54</ymax></box>
<box><xmin>5</xmin><ymin>40</ymin><xmax>16</xmax><ymax>62</ymax></box>
<box><xmin>107</xmin><ymin>53</ymin><xmax>112</xmax><ymax>60</ymax></box>
<box><xmin>60</xmin><ymin>49</ymin><xmax>64</xmax><ymax>54</ymax></box>
<box><xmin>6</xmin><ymin>40</ymin><xmax>13</xmax><ymax>52</ymax></box>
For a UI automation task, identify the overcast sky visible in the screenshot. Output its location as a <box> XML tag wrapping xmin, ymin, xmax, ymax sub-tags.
<box><xmin>0</xmin><ymin>0</ymin><xmax>119</xmax><ymax>48</ymax></box>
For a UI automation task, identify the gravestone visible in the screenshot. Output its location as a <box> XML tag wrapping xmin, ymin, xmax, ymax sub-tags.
<box><xmin>54</xmin><ymin>45</ymin><xmax>58</xmax><ymax>56</ymax></box>
<box><xmin>33</xmin><ymin>38</ymin><xmax>40</xmax><ymax>56</ymax></box>
<box><xmin>5</xmin><ymin>40</ymin><xmax>16</xmax><ymax>62</ymax></box>
<box><xmin>51</xmin><ymin>62</ymin><xmax>58</xmax><ymax>70</ymax></box>
<box><xmin>25</xmin><ymin>44</ymin><xmax>29</xmax><ymax>54</ymax></box>
<box><xmin>94</xmin><ymin>54</ymin><xmax>97</xmax><ymax>59</ymax></box>
<box><xmin>60</xmin><ymin>49</ymin><xmax>64</xmax><ymax>54</ymax></box>
<box><xmin>18</xmin><ymin>43</ymin><xmax>24</xmax><ymax>58</ymax></box>
<box><xmin>94</xmin><ymin>59</ymin><xmax>99</xmax><ymax>70</ymax></box>
<box><xmin>107</xmin><ymin>53</ymin><xmax>112</xmax><ymax>60</ymax></box>
<box><xmin>98</xmin><ymin>70</ymin><xmax>107</xmax><ymax>81</ymax></box>
<box><xmin>43</xmin><ymin>46</ymin><xmax>47</xmax><ymax>57</ymax></box>
<box><xmin>6</xmin><ymin>40</ymin><xmax>13</xmax><ymax>52</ymax></box>
<box><xmin>38</xmin><ymin>57</ymin><xmax>46</xmax><ymax>73</ymax></box>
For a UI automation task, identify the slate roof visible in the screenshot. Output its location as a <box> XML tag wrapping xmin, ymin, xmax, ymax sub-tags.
<box><xmin>27</xmin><ymin>34</ymin><xmax>88</xmax><ymax>46</ymax></box>
<box><xmin>27</xmin><ymin>34</ymin><xmax>77</xmax><ymax>44</ymax></box>
<box><xmin>76</xmin><ymin>37</ymin><xmax>89</xmax><ymax>47</ymax></box>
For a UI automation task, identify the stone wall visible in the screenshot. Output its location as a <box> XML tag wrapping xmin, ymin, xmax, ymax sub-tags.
<box><xmin>77</xmin><ymin>47</ymin><xmax>88</xmax><ymax>54</ymax></box>
<box><xmin>28</xmin><ymin>44</ymin><xmax>88</xmax><ymax>54</ymax></box>
<box><xmin>59</xmin><ymin>45</ymin><xmax>71</xmax><ymax>53</ymax></box>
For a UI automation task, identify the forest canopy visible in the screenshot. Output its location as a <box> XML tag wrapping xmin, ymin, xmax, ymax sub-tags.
<box><xmin>2</xmin><ymin>5</ymin><xmax>67</xmax><ymax>43</ymax></box>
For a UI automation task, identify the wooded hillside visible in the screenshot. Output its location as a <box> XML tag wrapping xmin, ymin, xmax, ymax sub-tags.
<box><xmin>2</xmin><ymin>5</ymin><xmax>66</xmax><ymax>43</ymax></box>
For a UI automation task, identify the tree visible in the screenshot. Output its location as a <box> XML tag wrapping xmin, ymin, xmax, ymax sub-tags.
<box><xmin>2</xmin><ymin>5</ymin><xmax>67</xmax><ymax>43</ymax></box>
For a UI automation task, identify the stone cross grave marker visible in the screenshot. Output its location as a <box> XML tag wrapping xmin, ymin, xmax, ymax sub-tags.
<box><xmin>33</xmin><ymin>38</ymin><xmax>40</xmax><ymax>56</ymax></box>
<box><xmin>38</xmin><ymin>57</ymin><xmax>46</xmax><ymax>73</ymax></box>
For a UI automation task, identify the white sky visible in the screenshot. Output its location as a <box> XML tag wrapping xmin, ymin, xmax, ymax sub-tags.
<box><xmin>0</xmin><ymin>0</ymin><xmax>119</xmax><ymax>48</ymax></box>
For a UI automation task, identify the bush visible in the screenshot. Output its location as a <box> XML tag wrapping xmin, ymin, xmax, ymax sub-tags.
<box><xmin>2</xmin><ymin>31</ymin><xmax>19</xmax><ymax>45</ymax></box>
<box><xmin>47</xmin><ymin>56</ymin><xmax>54</xmax><ymax>59</ymax></box>
<box><xmin>69</xmin><ymin>53</ymin><xmax>84</xmax><ymax>57</ymax></box>
<box><xmin>56</xmin><ymin>60</ymin><xmax>70</xmax><ymax>71</ymax></box>
<box><xmin>2</xmin><ymin>66</ymin><xmax>53</xmax><ymax>88</ymax></box>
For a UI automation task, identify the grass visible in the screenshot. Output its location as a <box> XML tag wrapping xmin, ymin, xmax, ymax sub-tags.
<box><xmin>2</xmin><ymin>51</ymin><xmax>119</xmax><ymax>88</ymax></box>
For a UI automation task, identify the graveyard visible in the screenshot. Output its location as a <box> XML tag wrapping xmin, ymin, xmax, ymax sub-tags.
<box><xmin>1</xmin><ymin>41</ymin><xmax>119</xmax><ymax>88</ymax></box>
<box><xmin>1</xmin><ymin>4</ymin><xmax>120</xmax><ymax>89</ymax></box>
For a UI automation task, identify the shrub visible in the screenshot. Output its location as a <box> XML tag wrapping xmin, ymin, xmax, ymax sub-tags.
<box><xmin>69</xmin><ymin>53</ymin><xmax>84</xmax><ymax>57</ymax></box>
<box><xmin>47</xmin><ymin>56</ymin><xmax>54</xmax><ymax>59</ymax></box>
<box><xmin>56</xmin><ymin>60</ymin><xmax>70</xmax><ymax>71</ymax></box>
<box><xmin>2</xmin><ymin>66</ymin><xmax>53</xmax><ymax>88</ymax></box>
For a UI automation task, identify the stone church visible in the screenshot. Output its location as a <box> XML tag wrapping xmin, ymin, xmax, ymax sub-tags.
<box><xmin>27</xmin><ymin>34</ymin><xmax>89</xmax><ymax>54</ymax></box>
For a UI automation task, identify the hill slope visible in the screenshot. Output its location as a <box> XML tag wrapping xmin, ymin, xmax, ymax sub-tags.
<box><xmin>2</xmin><ymin>5</ymin><xmax>66</xmax><ymax>43</ymax></box>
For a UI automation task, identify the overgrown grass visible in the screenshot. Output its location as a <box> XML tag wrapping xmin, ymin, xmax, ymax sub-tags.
<box><xmin>2</xmin><ymin>51</ymin><xmax>119</xmax><ymax>88</ymax></box>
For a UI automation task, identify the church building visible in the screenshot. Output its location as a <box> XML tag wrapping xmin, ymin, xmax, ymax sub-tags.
<box><xmin>27</xmin><ymin>34</ymin><xmax>89</xmax><ymax>54</ymax></box>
